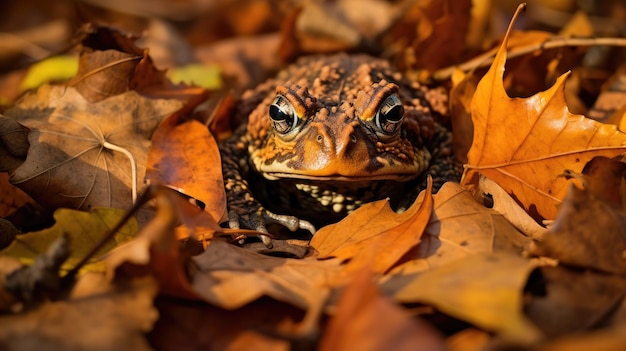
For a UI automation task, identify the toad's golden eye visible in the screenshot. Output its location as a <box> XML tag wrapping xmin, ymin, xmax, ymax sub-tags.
<box><xmin>269</xmin><ymin>95</ymin><xmax>298</xmax><ymax>134</ymax></box>
<box><xmin>374</xmin><ymin>94</ymin><xmax>404</xmax><ymax>135</ymax></box>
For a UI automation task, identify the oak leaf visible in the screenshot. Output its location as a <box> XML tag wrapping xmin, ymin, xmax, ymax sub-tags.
<box><xmin>383</xmin><ymin>252</ymin><xmax>542</xmax><ymax>343</ymax></box>
<box><xmin>2</xmin><ymin>84</ymin><xmax>182</xmax><ymax>212</ymax></box>
<box><xmin>461</xmin><ymin>28</ymin><xmax>626</xmax><ymax>221</ymax></box>
<box><xmin>310</xmin><ymin>179</ymin><xmax>433</xmax><ymax>274</ymax></box>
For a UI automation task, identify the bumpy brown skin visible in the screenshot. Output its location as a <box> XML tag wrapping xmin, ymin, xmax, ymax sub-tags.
<box><xmin>220</xmin><ymin>53</ymin><xmax>459</xmax><ymax>238</ymax></box>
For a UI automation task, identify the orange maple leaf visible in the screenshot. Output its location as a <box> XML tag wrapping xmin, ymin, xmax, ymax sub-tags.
<box><xmin>461</xmin><ymin>28</ymin><xmax>626</xmax><ymax>221</ymax></box>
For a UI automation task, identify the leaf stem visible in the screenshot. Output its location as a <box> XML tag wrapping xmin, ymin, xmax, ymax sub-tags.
<box><xmin>102</xmin><ymin>140</ymin><xmax>137</xmax><ymax>202</ymax></box>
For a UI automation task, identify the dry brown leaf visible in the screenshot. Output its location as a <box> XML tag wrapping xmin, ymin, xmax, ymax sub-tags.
<box><xmin>319</xmin><ymin>268</ymin><xmax>446</xmax><ymax>351</ymax></box>
<box><xmin>388</xmin><ymin>182</ymin><xmax>531</xmax><ymax>275</ymax></box>
<box><xmin>461</xmin><ymin>25</ymin><xmax>626</xmax><ymax>221</ymax></box>
<box><xmin>383</xmin><ymin>252</ymin><xmax>542</xmax><ymax>344</ymax></box>
<box><xmin>533</xmin><ymin>324</ymin><xmax>626</xmax><ymax>351</ymax></box>
<box><xmin>146</xmin><ymin>117</ymin><xmax>227</xmax><ymax>223</ymax></box>
<box><xmin>0</xmin><ymin>116</ymin><xmax>29</xmax><ymax>172</ymax></box>
<box><xmin>580</xmin><ymin>156</ymin><xmax>626</xmax><ymax>208</ymax></box>
<box><xmin>311</xmin><ymin>179</ymin><xmax>433</xmax><ymax>274</ymax></box>
<box><xmin>106</xmin><ymin>187</ymin><xmax>201</xmax><ymax>299</ymax></box>
<box><xmin>191</xmin><ymin>240</ymin><xmax>343</xmax><ymax>310</ymax></box>
<box><xmin>69</xmin><ymin>24</ymin><xmax>194</xmax><ymax>102</ymax></box>
<box><xmin>527</xmin><ymin>184</ymin><xmax>626</xmax><ymax>275</ymax></box>
<box><xmin>525</xmin><ymin>266</ymin><xmax>626</xmax><ymax>337</ymax></box>
<box><xmin>0</xmin><ymin>273</ymin><xmax>158</xmax><ymax>351</ymax></box>
<box><xmin>150</xmin><ymin>296</ymin><xmax>302</xmax><ymax>351</ymax></box>
<box><xmin>3</xmin><ymin>84</ymin><xmax>182</xmax><ymax>212</ymax></box>
<box><xmin>449</xmin><ymin>68</ymin><xmax>478</xmax><ymax>164</ymax></box>
<box><xmin>382</xmin><ymin>0</ymin><xmax>472</xmax><ymax>72</ymax></box>
<box><xmin>474</xmin><ymin>175</ymin><xmax>548</xmax><ymax>240</ymax></box>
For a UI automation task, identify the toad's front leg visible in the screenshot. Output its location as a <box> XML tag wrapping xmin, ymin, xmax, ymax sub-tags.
<box><xmin>220</xmin><ymin>136</ymin><xmax>315</xmax><ymax>247</ymax></box>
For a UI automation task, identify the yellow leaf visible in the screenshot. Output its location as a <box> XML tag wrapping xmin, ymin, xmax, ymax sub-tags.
<box><xmin>384</xmin><ymin>252</ymin><xmax>542</xmax><ymax>343</ymax></box>
<box><xmin>1</xmin><ymin>207</ymin><xmax>137</xmax><ymax>273</ymax></box>
<box><xmin>168</xmin><ymin>64</ymin><xmax>222</xmax><ymax>90</ymax></box>
<box><xmin>20</xmin><ymin>55</ymin><xmax>78</xmax><ymax>92</ymax></box>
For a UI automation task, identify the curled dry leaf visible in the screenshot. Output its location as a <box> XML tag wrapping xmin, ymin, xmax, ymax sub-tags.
<box><xmin>69</xmin><ymin>24</ymin><xmax>188</xmax><ymax>102</ymax></box>
<box><xmin>461</xmin><ymin>25</ymin><xmax>626</xmax><ymax>221</ymax></box>
<box><xmin>525</xmin><ymin>266</ymin><xmax>626</xmax><ymax>337</ymax></box>
<box><xmin>388</xmin><ymin>182</ymin><xmax>531</xmax><ymax>275</ymax></box>
<box><xmin>319</xmin><ymin>268</ymin><xmax>446</xmax><ymax>351</ymax></box>
<box><xmin>580</xmin><ymin>156</ymin><xmax>626</xmax><ymax>208</ymax></box>
<box><xmin>311</xmin><ymin>179</ymin><xmax>433</xmax><ymax>274</ymax></box>
<box><xmin>383</xmin><ymin>252</ymin><xmax>542</xmax><ymax>344</ymax></box>
<box><xmin>2</xmin><ymin>85</ymin><xmax>182</xmax><ymax>212</ymax></box>
<box><xmin>528</xmin><ymin>185</ymin><xmax>626</xmax><ymax>275</ymax></box>
<box><xmin>106</xmin><ymin>186</ymin><xmax>201</xmax><ymax>299</ymax></box>
<box><xmin>146</xmin><ymin>118</ymin><xmax>227</xmax><ymax>223</ymax></box>
<box><xmin>0</xmin><ymin>116</ymin><xmax>29</xmax><ymax>171</ymax></box>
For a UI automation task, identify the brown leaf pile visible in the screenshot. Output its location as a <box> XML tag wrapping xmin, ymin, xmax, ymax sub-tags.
<box><xmin>1</xmin><ymin>2</ymin><xmax>626</xmax><ymax>351</ymax></box>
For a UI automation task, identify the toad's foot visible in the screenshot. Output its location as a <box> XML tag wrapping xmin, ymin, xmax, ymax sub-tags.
<box><xmin>227</xmin><ymin>208</ymin><xmax>315</xmax><ymax>248</ymax></box>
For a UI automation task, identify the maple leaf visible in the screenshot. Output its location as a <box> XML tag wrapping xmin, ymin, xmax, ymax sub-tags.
<box><xmin>461</xmin><ymin>27</ymin><xmax>626</xmax><ymax>221</ymax></box>
<box><xmin>2</xmin><ymin>84</ymin><xmax>182</xmax><ymax>212</ymax></box>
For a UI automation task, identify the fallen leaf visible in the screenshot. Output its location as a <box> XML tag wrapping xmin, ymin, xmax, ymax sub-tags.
<box><xmin>449</xmin><ymin>68</ymin><xmax>478</xmax><ymax>164</ymax></box>
<box><xmin>461</xmin><ymin>23</ymin><xmax>626</xmax><ymax>221</ymax></box>
<box><xmin>311</xmin><ymin>179</ymin><xmax>433</xmax><ymax>274</ymax></box>
<box><xmin>383</xmin><ymin>252</ymin><xmax>542</xmax><ymax>344</ymax></box>
<box><xmin>580</xmin><ymin>156</ymin><xmax>626</xmax><ymax>208</ymax></box>
<box><xmin>69</xmin><ymin>24</ymin><xmax>192</xmax><ymax>102</ymax></box>
<box><xmin>533</xmin><ymin>324</ymin><xmax>626</xmax><ymax>351</ymax></box>
<box><xmin>105</xmin><ymin>186</ymin><xmax>200</xmax><ymax>299</ymax></box>
<box><xmin>0</xmin><ymin>273</ymin><xmax>158</xmax><ymax>351</ymax></box>
<box><xmin>192</xmin><ymin>240</ymin><xmax>343</xmax><ymax>310</ymax></box>
<box><xmin>150</xmin><ymin>296</ymin><xmax>301</xmax><ymax>351</ymax></box>
<box><xmin>0</xmin><ymin>115</ymin><xmax>29</xmax><ymax>172</ymax></box>
<box><xmin>474</xmin><ymin>174</ymin><xmax>547</xmax><ymax>240</ymax></box>
<box><xmin>382</xmin><ymin>0</ymin><xmax>472</xmax><ymax>73</ymax></box>
<box><xmin>19</xmin><ymin>55</ymin><xmax>78</xmax><ymax>93</ymax></box>
<box><xmin>388</xmin><ymin>182</ymin><xmax>531</xmax><ymax>275</ymax></box>
<box><xmin>1</xmin><ymin>207</ymin><xmax>137</xmax><ymax>273</ymax></box>
<box><xmin>527</xmin><ymin>184</ymin><xmax>626</xmax><ymax>275</ymax></box>
<box><xmin>319</xmin><ymin>268</ymin><xmax>446</xmax><ymax>351</ymax></box>
<box><xmin>146</xmin><ymin>118</ymin><xmax>227</xmax><ymax>223</ymax></box>
<box><xmin>3</xmin><ymin>84</ymin><xmax>182</xmax><ymax>212</ymax></box>
<box><xmin>525</xmin><ymin>266</ymin><xmax>626</xmax><ymax>337</ymax></box>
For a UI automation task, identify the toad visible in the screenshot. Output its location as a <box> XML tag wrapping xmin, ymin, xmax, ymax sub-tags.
<box><xmin>220</xmin><ymin>54</ymin><xmax>459</xmax><ymax>245</ymax></box>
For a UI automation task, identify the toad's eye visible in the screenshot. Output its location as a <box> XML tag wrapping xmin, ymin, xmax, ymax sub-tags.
<box><xmin>374</xmin><ymin>94</ymin><xmax>404</xmax><ymax>135</ymax></box>
<box><xmin>269</xmin><ymin>95</ymin><xmax>298</xmax><ymax>134</ymax></box>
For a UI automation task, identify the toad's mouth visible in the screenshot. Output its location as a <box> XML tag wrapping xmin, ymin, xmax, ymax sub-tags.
<box><xmin>260</xmin><ymin>172</ymin><xmax>419</xmax><ymax>182</ymax></box>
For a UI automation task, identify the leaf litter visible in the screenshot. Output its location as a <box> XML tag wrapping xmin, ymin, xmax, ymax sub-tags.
<box><xmin>1</xmin><ymin>2</ymin><xmax>626</xmax><ymax>351</ymax></box>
